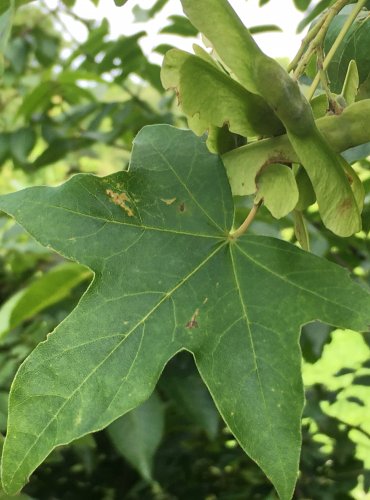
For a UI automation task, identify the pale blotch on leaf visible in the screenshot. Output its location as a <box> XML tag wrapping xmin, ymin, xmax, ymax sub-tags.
<box><xmin>161</xmin><ymin>197</ymin><xmax>177</xmax><ymax>206</ymax></box>
<box><xmin>106</xmin><ymin>189</ymin><xmax>134</xmax><ymax>217</ymax></box>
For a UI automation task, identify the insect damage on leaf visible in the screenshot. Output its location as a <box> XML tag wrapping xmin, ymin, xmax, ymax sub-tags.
<box><xmin>106</xmin><ymin>189</ymin><xmax>134</xmax><ymax>217</ymax></box>
<box><xmin>186</xmin><ymin>308</ymin><xmax>199</xmax><ymax>329</ymax></box>
<box><xmin>186</xmin><ymin>298</ymin><xmax>208</xmax><ymax>329</ymax></box>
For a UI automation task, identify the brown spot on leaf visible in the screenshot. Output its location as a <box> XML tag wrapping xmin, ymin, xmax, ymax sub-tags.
<box><xmin>179</xmin><ymin>202</ymin><xmax>186</xmax><ymax>213</ymax></box>
<box><xmin>106</xmin><ymin>189</ymin><xmax>134</xmax><ymax>217</ymax></box>
<box><xmin>186</xmin><ymin>308</ymin><xmax>200</xmax><ymax>329</ymax></box>
<box><xmin>339</xmin><ymin>197</ymin><xmax>353</xmax><ymax>213</ymax></box>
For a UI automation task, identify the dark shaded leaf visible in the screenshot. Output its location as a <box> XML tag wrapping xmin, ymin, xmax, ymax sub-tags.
<box><xmin>107</xmin><ymin>392</ymin><xmax>164</xmax><ymax>481</ymax></box>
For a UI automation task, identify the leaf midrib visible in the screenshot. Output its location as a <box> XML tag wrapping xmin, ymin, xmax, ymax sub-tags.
<box><xmin>229</xmin><ymin>244</ymin><xmax>288</xmax><ymax>491</ymax></box>
<box><xmin>17</xmin><ymin>200</ymin><xmax>222</xmax><ymax>240</ymax></box>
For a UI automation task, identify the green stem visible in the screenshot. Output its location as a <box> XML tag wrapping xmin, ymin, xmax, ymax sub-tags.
<box><xmin>288</xmin><ymin>14</ymin><xmax>326</xmax><ymax>74</ymax></box>
<box><xmin>307</xmin><ymin>0</ymin><xmax>367</xmax><ymax>100</ymax></box>
<box><xmin>317</xmin><ymin>46</ymin><xmax>340</xmax><ymax>112</ymax></box>
<box><xmin>291</xmin><ymin>0</ymin><xmax>349</xmax><ymax>80</ymax></box>
<box><xmin>230</xmin><ymin>202</ymin><xmax>261</xmax><ymax>239</ymax></box>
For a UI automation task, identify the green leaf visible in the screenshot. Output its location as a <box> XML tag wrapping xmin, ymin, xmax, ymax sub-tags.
<box><xmin>293</xmin><ymin>0</ymin><xmax>311</xmax><ymax>11</ymax></box>
<box><xmin>295</xmin><ymin>167</ymin><xmax>316</xmax><ymax>211</ymax></box>
<box><xmin>160</xmin><ymin>15</ymin><xmax>198</xmax><ymax>37</ymax></box>
<box><xmin>0</xmin><ymin>133</ymin><xmax>10</xmax><ymax>165</ymax></box>
<box><xmin>255</xmin><ymin>164</ymin><xmax>299</xmax><ymax>219</ymax></box>
<box><xmin>296</xmin><ymin>0</ymin><xmax>331</xmax><ymax>33</ymax></box>
<box><xmin>107</xmin><ymin>392</ymin><xmax>164</xmax><ymax>482</ymax></box>
<box><xmin>310</xmin><ymin>93</ymin><xmax>328</xmax><ymax>119</ymax></box>
<box><xmin>61</xmin><ymin>0</ymin><xmax>76</xmax><ymax>6</ymax></box>
<box><xmin>0</xmin><ymin>1</ymin><xmax>12</xmax><ymax>16</ymax></box>
<box><xmin>342</xmin><ymin>141</ymin><xmax>370</xmax><ymax>164</ymax></box>
<box><xmin>358</xmin><ymin>71</ymin><xmax>370</xmax><ymax>100</ymax></box>
<box><xmin>0</xmin><ymin>263</ymin><xmax>91</xmax><ymax>340</ymax></box>
<box><xmin>113</xmin><ymin>0</ymin><xmax>128</xmax><ymax>5</ymax></box>
<box><xmin>17</xmin><ymin>82</ymin><xmax>55</xmax><ymax>120</ymax></box>
<box><xmin>341</xmin><ymin>60</ymin><xmax>359</xmax><ymax>105</ymax></box>
<box><xmin>10</xmin><ymin>128</ymin><xmax>36</xmax><ymax>167</ymax></box>
<box><xmin>5</xmin><ymin>37</ymin><xmax>29</xmax><ymax>75</ymax></box>
<box><xmin>249</xmin><ymin>24</ymin><xmax>282</xmax><ymax>34</ymax></box>
<box><xmin>33</xmin><ymin>28</ymin><xmax>59</xmax><ymax>67</ymax></box>
<box><xmin>32</xmin><ymin>137</ymin><xmax>92</xmax><ymax>169</ymax></box>
<box><xmin>161</xmin><ymin>49</ymin><xmax>284</xmax><ymax>138</ymax></box>
<box><xmin>0</xmin><ymin>0</ymin><xmax>14</xmax><ymax>72</ymax></box>
<box><xmin>1</xmin><ymin>126</ymin><xmax>370</xmax><ymax>500</ymax></box>
<box><xmin>133</xmin><ymin>0</ymin><xmax>169</xmax><ymax>22</ymax></box>
<box><xmin>324</xmin><ymin>8</ymin><xmax>370</xmax><ymax>93</ymax></box>
<box><xmin>180</xmin><ymin>0</ymin><xmax>262</xmax><ymax>94</ymax></box>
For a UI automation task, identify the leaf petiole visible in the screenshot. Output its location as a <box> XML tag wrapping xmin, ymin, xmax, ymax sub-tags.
<box><xmin>229</xmin><ymin>201</ymin><xmax>262</xmax><ymax>240</ymax></box>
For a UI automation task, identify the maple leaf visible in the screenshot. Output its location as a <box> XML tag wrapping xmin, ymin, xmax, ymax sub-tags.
<box><xmin>0</xmin><ymin>125</ymin><xmax>369</xmax><ymax>500</ymax></box>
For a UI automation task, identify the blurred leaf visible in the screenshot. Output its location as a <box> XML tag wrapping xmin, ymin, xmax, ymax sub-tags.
<box><xmin>133</xmin><ymin>0</ymin><xmax>169</xmax><ymax>22</ymax></box>
<box><xmin>0</xmin><ymin>133</ymin><xmax>10</xmax><ymax>164</ymax></box>
<box><xmin>0</xmin><ymin>262</ymin><xmax>91</xmax><ymax>340</ymax></box>
<box><xmin>5</xmin><ymin>36</ymin><xmax>29</xmax><ymax>74</ymax></box>
<box><xmin>358</xmin><ymin>71</ymin><xmax>370</xmax><ymax>100</ymax></box>
<box><xmin>297</xmin><ymin>0</ymin><xmax>331</xmax><ymax>33</ymax></box>
<box><xmin>0</xmin><ymin>1</ymin><xmax>12</xmax><ymax>16</ymax></box>
<box><xmin>107</xmin><ymin>392</ymin><xmax>164</xmax><ymax>482</ymax></box>
<box><xmin>153</xmin><ymin>43</ymin><xmax>174</xmax><ymax>55</ymax></box>
<box><xmin>33</xmin><ymin>137</ymin><xmax>93</xmax><ymax>168</ymax></box>
<box><xmin>10</xmin><ymin>127</ymin><xmax>36</xmax><ymax>167</ymax></box>
<box><xmin>0</xmin><ymin>0</ymin><xmax>14</xmax><ymax>72</ymax></box>
<box><xmin>17</xmin><ymin>81</ymin><xmax>55</xmax><ymax>119</ymax></box>
<box><xmin>160</xmin><ymin>354</ymin><xmax>219</xmax><ymax>440</ymax></box>
<box><xmin>160</xmin><ymin>15</ymin><xmax>199</xmax><ymax>37</ymax></box>
<box><xmin>249</xmin><ymin>24</ymin><xmax>282</xmax><ymax>34</ymax></box>
<box><xmin>113</xmin><ymin>0</ymin><xmax>129</xmax><ymax>6</ymax></box>
<box><xmin>58</xmin><ymin>69</ymin><xmax>104</xmax><ymax>84</ymax></box>
<box><xmin>342</xmin><ymin>142</ymin><xmax>370</xmax><ymax>163</ymax></box>
<box><xmin>294</xmin><ymin>0</ymin><xmax>311</xmax><ymax>11</ymax></box>
<box><xmin>31</xmin><ymin>28</ymin><xmax>60</xmax><ymax>67</ymax></box>
<box><xmin>98</xmin><ymin>32</ymin><xmax>145</xmax><ymax>75</ymax></box>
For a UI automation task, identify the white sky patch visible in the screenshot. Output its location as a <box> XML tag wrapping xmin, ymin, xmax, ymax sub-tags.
<box><xmin>47</xmin><ymin>0</ymin><xmax>308</xmax><ymax>62</ymax></box>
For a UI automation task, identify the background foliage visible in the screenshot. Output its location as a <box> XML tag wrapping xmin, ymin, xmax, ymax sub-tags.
<box><xmin>0</xmin><ymin>1</ymin><xmax>369</xmax><ymax>498</ymax></box>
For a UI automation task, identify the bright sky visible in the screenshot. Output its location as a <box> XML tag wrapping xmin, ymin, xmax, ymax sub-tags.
<box><xmin>48</xmin><ymin>0</ymin><xmax>308</xmax><ymax>62</ymax></box>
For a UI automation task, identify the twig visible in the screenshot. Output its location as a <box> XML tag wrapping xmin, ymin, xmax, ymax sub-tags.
<box><xmin>289</xmin><ymin>0</ymin><xmax>350</xmax><ymax>80</ymax></box>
